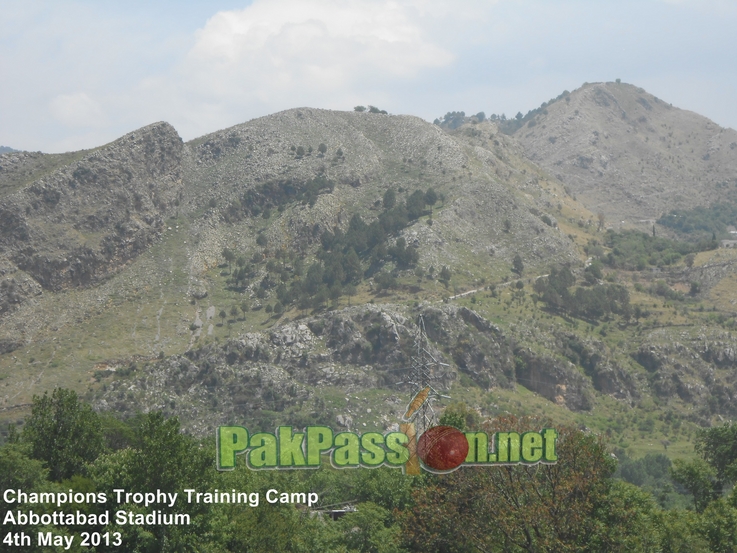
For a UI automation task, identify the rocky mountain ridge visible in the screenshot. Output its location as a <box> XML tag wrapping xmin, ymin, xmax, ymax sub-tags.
<box><xmin>3</xmin><ymin>84</ymin><xmax>737</xmax><ymax>453</ymax></box>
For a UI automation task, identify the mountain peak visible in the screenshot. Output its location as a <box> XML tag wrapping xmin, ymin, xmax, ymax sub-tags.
<box><xmin>512</xmin><ymin>81</ymin><xmax>737</xmax><ymax>226</ymax></box>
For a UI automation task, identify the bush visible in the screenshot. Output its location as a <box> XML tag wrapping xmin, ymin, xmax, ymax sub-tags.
<box><xmin>512</xmin><ymin>254</ymin><xmax>524</xmax><ymax>275</ymax></box>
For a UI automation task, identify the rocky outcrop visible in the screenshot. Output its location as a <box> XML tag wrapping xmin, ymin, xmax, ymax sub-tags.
<box><xmin>0</xmin><ymin>122</ymin><xmax>184</xmax><ymax>299</ymax></box>
<box><xmin>95</xmin><ymin>301</ymin><xmax>634</xmax><ymax>432</ymax></box>
<box><xmin>555</xmin><ymin>331</ymin><xmax>639</xmax><ymax>403</ymax></box>
<box><xmin>513</xmin><ymin>347</ymin><xmax>594</xmax><ymax>411</ymax></box>
<box><xmin>633</xmin><ymin>331</ymin><xmax>737</xmax><ymax>417</ymax></box>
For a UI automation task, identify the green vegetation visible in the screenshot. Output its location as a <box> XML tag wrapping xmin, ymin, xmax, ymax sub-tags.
<box><xmin>225</xmin><ymin>187</ymin><xmax>437</xmax><ymax>310</ymax></box>
<box><xmin>5</xmin><ymin>391</ymin><xmax>737</xmax><ymax>552</ymax></box>
<box><xmin>587</xmin><ymin>229</ymin><xmax>715</xmax><ymax>270</ymax></box>
<box><xmin>659</xmin><ymin>201</ymin><xmax>737</xmax><ymax>239</ymax></box>
<box><xmin>533</xmin><ymin>266</ymin><xmax>630</xmax><ymax>320</ymax></box>
<box><xmin>227</xmin><ymin>174</ymin><xmax>335</xmax><ymax>219</ymax></box>
<box><xmin>21</xmin><ymin>388</ymin><xmax>104</xmax><ymax>481</ymax></box>
<box><xmin>492</xmin><ymin>90</ymin><xmax>571</xmax><ymax>134</ymax></box>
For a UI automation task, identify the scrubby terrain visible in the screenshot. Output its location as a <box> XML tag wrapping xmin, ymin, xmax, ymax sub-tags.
<box><xmin>2</xmin><ymin>82</ymin><xmax>737</xmax><ymax>464</ymax></box>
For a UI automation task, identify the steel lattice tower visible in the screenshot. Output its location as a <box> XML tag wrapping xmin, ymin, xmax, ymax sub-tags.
<box><xmin>405</xmin><ymin>316</ymin><xmax>439</xmax><ymax>435</ymax></box>
<box><xmin>399</xmin><ymin>315</ymin><xmax>449</xmax><ymax>474</ymax></box>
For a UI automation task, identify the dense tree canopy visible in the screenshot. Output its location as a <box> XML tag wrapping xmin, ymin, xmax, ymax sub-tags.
<box><xmin>22</xmin><ymin>388</ymin><xmax>104</xmax><ymax>481</ymax></box>
<box><xmin>4</xmin><ymin>392</ymin><xmax>737</xmax><ymax>551</ymax></box>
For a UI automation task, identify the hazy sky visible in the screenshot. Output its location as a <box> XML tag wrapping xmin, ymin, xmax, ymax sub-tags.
<box><xmin>2</xmin><ymin>0</ymin><xmax>736</xmax><ymax>153</ymax></box>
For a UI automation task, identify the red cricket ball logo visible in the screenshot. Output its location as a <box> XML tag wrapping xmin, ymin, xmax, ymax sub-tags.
<box><xmin>417</xmin><ymin>425</ymin><xmax>469</xmax><ymax>472</ymax></box>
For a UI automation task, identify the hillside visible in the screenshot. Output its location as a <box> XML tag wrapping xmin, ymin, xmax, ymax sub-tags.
<box><xmin>1</xmin><ymin>97</ymin><xmax>737</xmax><ymax>464</ymax></box>
<box><xmin>511</xmin><ymin>81</ymin><xmax>737</xmax><ymax>228</ymax></box>
<box><xmin>0</xmin><ymin>109</ymin><xmax>578</xmax><ymax>415</ymax></box>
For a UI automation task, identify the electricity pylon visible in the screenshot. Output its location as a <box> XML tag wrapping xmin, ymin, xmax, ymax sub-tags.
<box><xmin>400</xmin><ymin>315</ymin><xmax>449</xmax><ymax>474</ymax></box>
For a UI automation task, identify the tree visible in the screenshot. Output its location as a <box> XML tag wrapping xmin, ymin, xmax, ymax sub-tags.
<box><xmin>383</xmin><ymin>188</ymin><xmax>396</xmax><ymax>210</ymax></box>
<box><xmin>401</xmin><ymin>418</ymin><xmax>618</xmax><ymax>553</ymax></box>
<box><xmin>439</xmin><ymin>402</ymin><xmax>481</xmax><ymax>431</ymax></box>
<box><xmin>597</xmin><ymin>212</ymin><xmax>606</xmax><ymax>230</ymax></box>
<box><xmin>345</xmin><ymin>283</ymin><xmax>357</xmax><ymax>306</ymax></box>
<box><xmin>669</xmin><ymin>422</ymin><xmax>737</xmax><ymax>513</ymax></box>
<box><xmin>222</xmin><ymin>247</ymin><xmax>235</xmax><ymax>272</ymax></box>
<box><xmin>22</xmin><ymin>388</ymin><xmax>104</xmax><ymax>481</ymax></box>
<box><xmin>219</xmin><ymin>309</ymin><xmax>227</xmax><ymax>325</ymax></box>
<box><xmin>318</xmin><ymin>143</ymin><xmax>327</xmax><ymax>155</ymax></box>
<box><xmin>354</xmin><ymin>106</ymin><xmax>366</xmax><ymax>112</ymax></box>
<box><xmin>374</xmin><ymin>272</ymin><xmax>397</xmax><ymax>292</ymax></box>
<box><xmin>344</xmin><ymin>248</ymin><xmax>362</xmax><ymax>284</ymax></box>
<box><xmin>439</xmin><ymin>266</ymin><xmax>452</xmax><ymax>286</ymax></box>
<box><xmin>503</xmin><ymin>219</ymin><xmax>512</xmax><ymax>232</ymax></box>
<box><xmin>296</xmin><ymin>146</ymin><xmax>305</xmax><ymax>157</ymax></box>
<box><xmin>91</xmin><ymin>412</ymin><xmax>212</xmax><ymax>552</ymax></box>
<box><xmin>240</xmin><ymin>300</ymin><xmax>250</xmax><ymax>319</ymax></box>
<box><xmin>699</xmin><ymin>499</ymin><xmax>737</xmax><ymax>553</ymax></box>
<box><xmin>338</xmin><ymin>502</ymin><xmax>403</xmax><ymax>552</ymax></box>
<box><xmin>406</xmin><ymin>190</ymin><xmax>427</xmax><ymax>220</ymax></box>
<box><xmin>229</xmin><ymin>305</ymin><xmax>239</xmax><ymax>320</ymax></box>
<box><xmin>0</xmin><ymin>443</ymin><xmax>47</xmax><ymax>491</ymax></box>
<box><xmin>424</xmin><ymin>187</ymin><xmax>438</xmax><ymax>206</ymax></box>
<box><xmin>512</xmin><ymin>253</ymin><xmax>524</xmax><ymax>275</ymax></box>
<box><xmin>695</xmin><ymin>422</ymin><xmax>737</xmax><ymax>488</ymax></box>
<box><xmin>671</xmin><ymin>459</ymin><xmax>720</xmax><ymax>512</ymax></box>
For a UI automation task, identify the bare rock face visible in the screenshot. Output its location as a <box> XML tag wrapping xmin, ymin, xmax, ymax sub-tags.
<box><xmin>633</xmin><ymin>329</ymin><xmax>737</xmax><ymax>419</ymax></box>
<box><xmin>422</xmin><ymin>304</ymin><xmax>515</xmax><ymax>390</ymax></box>
<box><xmin>513</xmin><ymin>82</ymin><xmax>737</xmax><ymax>225</ymax></box>
<box><xmin>0</xmin><ymin>122</ymin><xmax>183</xmax><ymax>298</ymax></box>
<box><xmin>552</xmin><ymin>331</ymin><xmax>640</xmax><ymax>404</ymax></box>
<box><xmin>513</xmin><ymin>347</ymin><xmax>594</xmax><ymax>411</ymax></box>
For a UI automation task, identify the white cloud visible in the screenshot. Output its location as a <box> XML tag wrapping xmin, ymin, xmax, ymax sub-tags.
<box><xmin>2</xmin><ymin>0</ymin><xmax>737</xmax><ymax>151</ymax></box>
<box><xmin>49</xmin><ymin>93</ymin><xmax>107</xmax><ymax>128</ymax></box>
<box><xmin>190</xmin><ymin>0</ymin><xmax>451</xmax><ymax>75</ymax></box>
<box><xmin>147</xmin><ymin>0</ymin><xmax>454</xmax><ymax>136</ymax></box>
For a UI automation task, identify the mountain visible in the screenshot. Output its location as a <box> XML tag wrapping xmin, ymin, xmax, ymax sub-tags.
<box><xmin>511</xmin><ymin>81</ymin><xmax>737</xmax><ymax>228</ymax></box>
<box><xmin>0</xmin><ymin>146</ymin><xmax>16</xmax><ymax>154</ymax></box>
<box><xmin>0</xmin><ymin>109</ymin><xmax>580</xmax><ymax>423</ymax></box>
<box><xmin>2</xmin><ymin>91</ymin><xmax>737</xmax><ymax>457</ymax></box>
